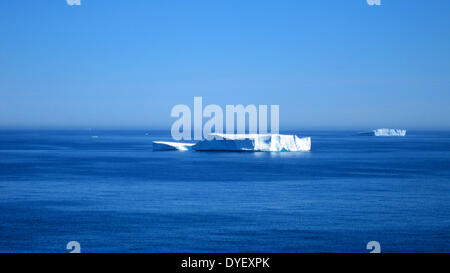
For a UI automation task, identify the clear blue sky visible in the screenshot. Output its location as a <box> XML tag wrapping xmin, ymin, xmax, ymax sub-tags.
<box><xmin>1</xmin><ymin>0</ymin><xmax>449</xmax><ymax>129</ymax></box>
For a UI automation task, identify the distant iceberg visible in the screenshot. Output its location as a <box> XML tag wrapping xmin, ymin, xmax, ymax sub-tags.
<box><xmin>358</xmin><ymin>128</ymin><xmax>406</xmax><ymax>136</ymax></box>
<box><xmin>153</xmin><ymin>133</ymin><xmax>311</xmax><ymax>152</ymax></box>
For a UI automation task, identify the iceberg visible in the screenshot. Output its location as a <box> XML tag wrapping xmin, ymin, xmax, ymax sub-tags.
<box><xmin>152</xmin><ymin>141</ymin><xmax>195</xmax><ymax>151</ymax></box>
<box><xmin>153</xmin><ymin>134</ymin><xmax>311</xmax><ymax>152</ymax></box>
<box><xmin>358</xmin><ymin>128</ymin><xmax>406</xmax><ymax>136</ymax></box>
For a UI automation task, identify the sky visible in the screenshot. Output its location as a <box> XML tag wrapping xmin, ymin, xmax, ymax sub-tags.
<box><xmin>0</xmin><ymin>0</ymin><xmax>449</xmax><ymax>130</ymax></box>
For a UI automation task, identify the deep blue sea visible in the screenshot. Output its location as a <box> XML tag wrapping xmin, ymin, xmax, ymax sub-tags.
<box><xmin>0</xmin><ymin>130</ymin><xmax>449</xmax><ymax>253</ymax></box>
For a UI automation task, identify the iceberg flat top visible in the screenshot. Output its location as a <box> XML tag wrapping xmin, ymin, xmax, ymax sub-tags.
<box><xmin>153</xmin><ymin>141</ymin><xmax>195</xmax><ymax>151</ymax></box>
<box><xmin>358</xmin><ymin>128</ymin><xmax>406</xmax><ymax>136</ymax></box>
<box><xmin>208</xmin><ymin>133</ymin><xmax>280</xmax><ymax>139</ymax></box>
<box><xmin>374</xmin><ymin>128</ymin><xmax>406</xmax><ymax>136</ymax></box>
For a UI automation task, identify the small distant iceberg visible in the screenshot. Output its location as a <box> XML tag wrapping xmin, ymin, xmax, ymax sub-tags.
<box><xmin>153</xmin><ymin>133</ymin><xmax>311</xmax><ymax>152</ymax></box>
<box><xmin>358</xmin><ymin>128</ymin><xmax>406</xmax><ymax>136</ymax></box>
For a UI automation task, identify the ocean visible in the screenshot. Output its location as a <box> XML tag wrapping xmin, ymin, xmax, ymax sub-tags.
<box><xmin>0</xmin><ymin>130</ymin><xmax>449</xmax><ymax>252</ymax></box>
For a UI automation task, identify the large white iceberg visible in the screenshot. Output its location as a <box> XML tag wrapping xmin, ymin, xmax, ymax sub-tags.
<box><xmin>358</xmin><ymin>128</ymin><xmax>406</xmax><ymax>136</ymax></box>
<box><xmin>152</xmin><ymin>134</ymin><xmax>311</xmax><ymax>152</ymax></box>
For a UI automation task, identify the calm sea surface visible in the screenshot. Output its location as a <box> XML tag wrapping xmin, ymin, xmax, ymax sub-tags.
<box><xmin>0</xmin><ymin>130</ymin><xmax>449</xmax><ymax>252</ymax></box>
